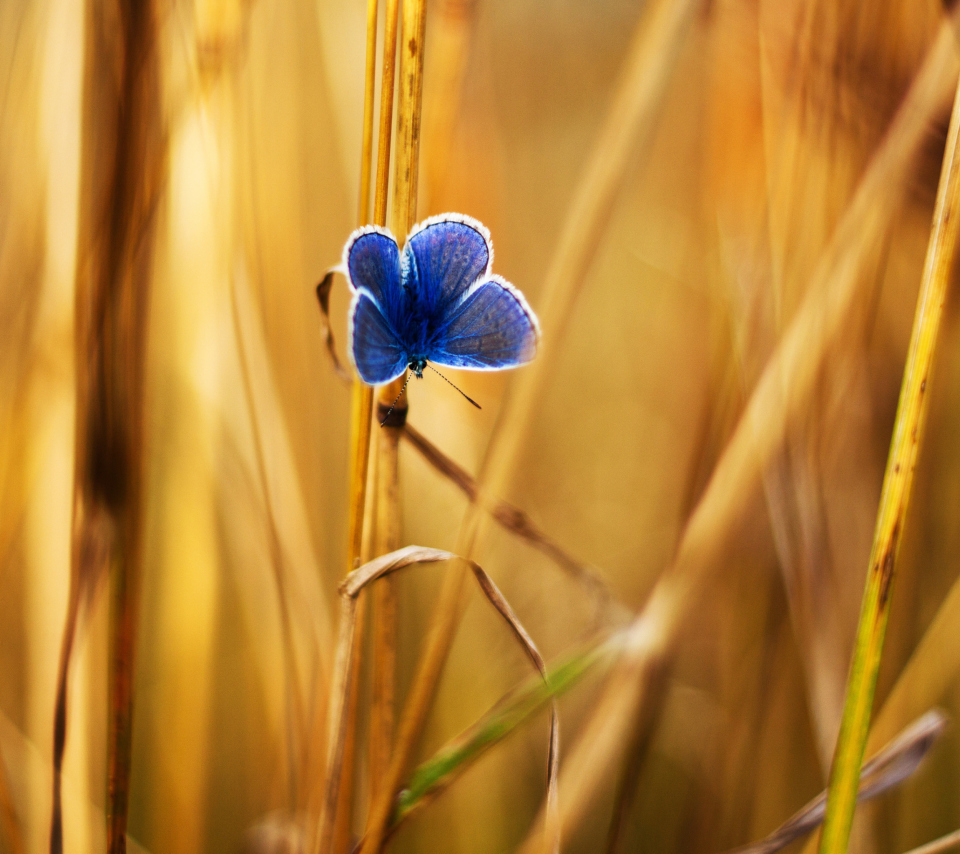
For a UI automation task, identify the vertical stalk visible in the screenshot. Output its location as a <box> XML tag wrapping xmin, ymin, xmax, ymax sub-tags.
<box><xmin>360</xmin><ymin>1</ymin><xmax>428</xmax><ymax>850</ymax></box>
<box><xmin>50</xmin><ymin>0</ymin><xmax>163</xmax><ymax>851</ymax></box>
<box><xmin>318</xmin><ymin>0</ymin><xmax>401</xmax><ymax>850</ymax></box>
<box><xmin>818</xmin><ymin>75</ymin><xmax>960</xmax><ymax>854</ymax></box>
<box><xmin>331</xmin><ymin>0</ymin><xmax>378</xmax><ymax>832</ymax></box>
<box><xmin>368</xmin><ymin>0</ymin><xmax>407</xmax><ymax>799</ymax></box>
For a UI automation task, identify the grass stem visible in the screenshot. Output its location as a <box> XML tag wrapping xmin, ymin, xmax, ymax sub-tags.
<box><xmin>817</xmin><ymin>68</ymin><xmax>960</xmax><ymax>854</ymax></box>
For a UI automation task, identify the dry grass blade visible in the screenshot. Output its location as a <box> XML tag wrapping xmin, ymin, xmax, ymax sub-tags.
<box><xmin>518</xmin><ymin>19</ymin><xmax>960</xmax><ymax>853</ymax></box>
<box><xmin>901</xmin><ymin>829</ymin><xmax>960</xmax><ymax>854</ymax></box>
<box><xmin>468</xmin><ymin>565</ymin><xmax>560</xmax><ymax>854</ymax></box>
<box><xmin>728</xmin><ymin>710</ymin><xmax>947</xmax><ymax>854</ymax></box>
<box><xmin>818</xmin><ymin>61</ymin><xmax>960</xmax><ymax>854</ymax></box>
<box><xmin>402</xmin><ymin>423</ymin><xmax>621</xmax><ymax>619</ymax></box>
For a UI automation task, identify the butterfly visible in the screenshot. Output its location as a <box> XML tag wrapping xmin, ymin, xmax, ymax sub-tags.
<box><xmin>343</xmin><ymin>213</ymin><xmax>540</xmax><ymax>403</ymax></box>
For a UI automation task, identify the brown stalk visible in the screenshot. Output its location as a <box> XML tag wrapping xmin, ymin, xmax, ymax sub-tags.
<box><xmin>726</xmin><ymin>709</ymin><xmax>947</xmax><ymax>854</ymax></box>
<box><xmin>362</xmin><ymin>0</ymin><xmax>701</xmax><ymax>849</ymax></box>
<box><xmin>49</xmin><ymin>0</ymin><xmax>164</xmax><ymax>851</ymax></box>
<box><xmin>517</xmin><ymin>18</ymin><xmax>960</xmax><ymax>853</ymax></box>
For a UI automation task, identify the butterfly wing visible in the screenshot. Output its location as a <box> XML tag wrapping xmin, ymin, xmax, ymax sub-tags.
<box><xmin>348</xmin><ymin>292</ymin><xmax>408</xmax><ymax>384</ymax></box>
<box><xmin>344</xmin><ymin>226</ymin><xmax>402</xmax><ymax>306</ymax></box>
<box><xmin>343</xmin><ymin>225</ymin><xmax>409</xmax><ymax>384</ymax></box>
<box><xmin>403</xmin><ymin>214</ymin><xmax>492</xmax><ymax>310</ymax></box>
<box><xmin>428</xmin><ymin>275</ymin><xmax>540</xmax><ymax>370</ymax></box>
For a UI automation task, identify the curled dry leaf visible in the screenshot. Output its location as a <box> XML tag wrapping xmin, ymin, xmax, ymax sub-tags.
<box><xmin>323</xmin><ymin>546</ymin><xmax>561</xmax><ymax>854</ymax></box>
<box><xmin>315</xmin><ymin>270</ymin><xmax>352</xmax><ymax>384</ymax></box>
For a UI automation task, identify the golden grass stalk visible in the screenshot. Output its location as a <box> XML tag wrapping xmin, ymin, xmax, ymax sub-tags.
<box><xmin>357</xmin><ymin>2</ymin><xmax>427</xmax><ymax>851</ymax></box>
<box><xmin>730</xmin><ymin>710</ymin><xmax>946</xmax><ymax>854</ymax></box>
<box><xmin>362</xmin><ymin>0</ymin><xmax>700</xmax><ymax>848</ymax></box>
<box><xmin>317</xmin><ymin>0</ymin><xmax>402</xmax><ymax>849</ymax></box>
<box><xmin>368</xmin><ymin>0</ymin><xmax>404</xmax><ymax>818</ymax></box>
<box><xmin>817</xmin><ymin>68</ymin><xmax>960</xmax><ymax>854</ymax></box>
<box><xmin>518</xmin><ymin>18</ymin><xmax>960</xmax><ymax>852</ymax></box>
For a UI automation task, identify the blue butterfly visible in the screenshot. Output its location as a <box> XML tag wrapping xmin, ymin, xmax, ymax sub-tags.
<box><xmin>343</xmin><ymin>214</ymin><xmax>540</xmax><ymax>395</ymax></box>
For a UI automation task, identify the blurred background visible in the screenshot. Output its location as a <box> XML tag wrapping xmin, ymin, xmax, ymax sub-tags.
<box><xmin>2</xmin><ymin>0</ymin><xmax>960</xmax><ymax>852</ymax></box>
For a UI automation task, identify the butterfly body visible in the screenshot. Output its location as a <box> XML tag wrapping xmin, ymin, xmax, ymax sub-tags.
<box><xmin>344</xmin><ymin>213</ymin><xmax>539</xmax><ymax>387</ymax></box>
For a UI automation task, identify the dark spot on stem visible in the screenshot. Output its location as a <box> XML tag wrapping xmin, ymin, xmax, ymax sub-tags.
<box><xmin>408</xmin><ymin>37</ymin><xmax>417</xmax><ymax>56</ymax></box>
<box><xmin>920</xmin><ymin>378</ymin><xmax>927</xmax><ymax>393</ymax></box>
<box><xmin>877</xmin><ymin>518</ymin><xmax>901</xmax><ymax>609</ymax></box>
<box><xmin>894</xmin><ymin>464</ymin><xmax>901</xmax><ymax>474</ymax></box>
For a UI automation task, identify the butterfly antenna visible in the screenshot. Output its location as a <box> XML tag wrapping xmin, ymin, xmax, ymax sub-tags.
<box><xmin>426</xmin><ymin>364</ymin><xmax>482</xmax><ymax>409</ymax></box>
<box><xmin>380</xmin><ymin>371</ymin><xmax>415</xmax><ymax>427</ymax></box>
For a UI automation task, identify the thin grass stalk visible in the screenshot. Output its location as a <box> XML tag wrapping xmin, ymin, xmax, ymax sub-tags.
<box><xmin>901</xmin><ymin>830</ymin><xmax>960</xmax><ymax>854</ymax></box>
<box><xmin>357</xmin><ymin>2</ymin><xmax>427</xmax><ymax>852</ymax></box>
<box><xmin>518</xmin><ymin>19</ymin><xmax>960</xmax><ymax>852</ymax></box>
<box><xmin>0</xmin><ymin>744</ymin><xmax>23</xmax><ymax>854</ymax></box>
<box><xmin>368</xmin><ymin>0</ymin><xmax>403</xmax><ymax>817</ymax></box>
<box><xmin>358</xmin><ymin>0</ymin><xmax>379</xmax><ymax>227</ymax></box>
<box><xmin>370</xmin><ymin>434</ymin><xmax>400</xmax><ymax>796</ymax></box>
<box><xmin>231</xmin><ymin>267</ymin><xmax>309</xmax><ymax>809</ymax></box>
<box><xmin>362</xmin><ymin>2</ymin><xmax>700</xmax><ymax>847</ymax></box>
<box><xmin>318</xmin><ymin>0</ymin><xmax>401</xmax><ymax>849</ymax></box>
<box><xmin>817</xmin><ymin>69</ymin><xmax>960</xmax><ymax>854</ymax></box>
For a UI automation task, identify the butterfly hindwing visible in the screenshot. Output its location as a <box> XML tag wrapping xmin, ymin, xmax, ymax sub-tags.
<box><xmin>404</xmin><ymin>215</ymin><xmax>492</xmax><ymax>310</ymax></box>
<box><xmin>428</xmin><ymin>275</ymin><xmax>539</xmax><ymax>370</ymax></box>
<box><xmin>349</xmin><ymin>291</ymin><xmax>408</xmax><ymax>385</ymax></box>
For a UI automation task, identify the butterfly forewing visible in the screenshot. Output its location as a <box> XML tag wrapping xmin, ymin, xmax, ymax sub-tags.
<box><xmin>345</xmin><ymin>227</ymin><xmax>401</xmax><ymax>307</ymax></box>
<box><xmin>404</xmin><ymin>216</ymin><xmax>492</xmax><ymax>310</ymax></box>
